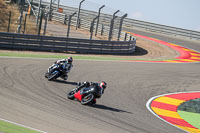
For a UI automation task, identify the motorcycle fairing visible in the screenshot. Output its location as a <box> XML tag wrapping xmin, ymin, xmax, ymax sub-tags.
<box><xmin>74</xmin><ymin>90</ymin><xmax>82</xmax><ymax>101</ymax></box>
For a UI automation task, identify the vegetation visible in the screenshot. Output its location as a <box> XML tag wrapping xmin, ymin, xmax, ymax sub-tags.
<box><xmin>178</xmin><ymin>98</ymin><xmax>200</xmax><ymax>113</ymax></box>
<box><xmin>0</xmin><ymin>120</ymin><xmax>41</xmax><ymax>133</ymax></box>
<box><xmin>178</xmin><ymin>110</ymin><xmax>200</xmax><ymax>129</ymax></box>
<box><xmin>0</xmin><ymin>0</ymin><xmax>37</xmax><ymax>34</ymax></box>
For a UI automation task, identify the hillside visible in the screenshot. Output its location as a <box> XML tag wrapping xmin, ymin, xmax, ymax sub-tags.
<box><xmin>0</xmin><ymin>0</ymin><xmax>10</xmax><ymax>31</ymax></box>
<box><xmin>0</xmin><ymin>0</ymin><xmax>37</xmax><ymax>34</ymax></box>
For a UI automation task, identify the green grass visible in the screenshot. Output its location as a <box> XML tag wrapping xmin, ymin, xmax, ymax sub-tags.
<box><xmin>0</xmin><ymin>52</ymin><xmax>175</xmax><ymax>61</ymax></box>
<box><xmin>178</xmin><ymin>110</ymin><xmax>200</xmax><ymax>129</ymax></box>
<box><xmin>0</xmin><ymin>120</ymin><xmax>41</xmax><ymax>133</ymax></box>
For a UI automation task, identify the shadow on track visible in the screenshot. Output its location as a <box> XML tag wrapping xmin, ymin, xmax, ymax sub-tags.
<box><xmin>52</xmin><ymin>79</ymin><xmax>78</xmax><ymax>86</ymax></box>
<box><xmin>91</xmin><ymin>104</ymin><xmax>132</xmax><ymax>114</ymax></box>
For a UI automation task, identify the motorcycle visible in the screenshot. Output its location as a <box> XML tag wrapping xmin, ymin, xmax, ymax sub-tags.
<box><xmin>45</xmin><ymin>64</ymin><xmax>68</xmax><ymax>81</ymax></box>
<box><xmin>67</xmin><ymin>86</ymin><xmax>99</xmax><ymax>105</ymax></box>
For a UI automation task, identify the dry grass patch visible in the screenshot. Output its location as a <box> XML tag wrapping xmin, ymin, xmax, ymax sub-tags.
<box><xmin>0</xmin><ymin>0</ymin><xmax>38</xmax><ymax>34</ymax></box>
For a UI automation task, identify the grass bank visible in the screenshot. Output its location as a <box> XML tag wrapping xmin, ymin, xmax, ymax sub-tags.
<box><xmin>178</xmin><ymin>110</ymin><xmax>200</xmax><ymax>129</ymax></box>
<box><xmin>0</xmin><ymin>51</ymin><xmax>175</xmax><ymax>61</ymax></box>
<box><xmin>0</xmin><ymin>120</ymin><xmax>42</xmax><ymax>133</ymax></box>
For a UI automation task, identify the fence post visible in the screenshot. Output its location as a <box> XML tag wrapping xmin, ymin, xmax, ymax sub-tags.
<box><xmin>90</xmin><ymin>16</ymin><xmax>98</xmax><ymax>40</ymax></box>
<box><xmin>56</xmin><ymin>0</ymin><xmax>60</xmax><ymax>11</ymax></box>
<box><xmin>95</xmin><ymin>5</ymin><xmax>105</xmax><ymax>36</ymax></box>
<box><xmin>124</xmin><ymin>33</ymin><xmax>127</xmax><ymax>41</ymax></box>
<box><xmin>7</xmin><ymin>11</ymin><xmax>11</xmax><ymax>32</ymax></box>
<box><xmin>67</xmin><ymin>12</ymin><xmax>76</xmax><ymax>38</ymax></box>
<box><xmin>36</xmin><ymin>0</ymin><xmax>42</xmax><ymax>25</ymax></box>
<box><xmin>118</xmin><ymin>13</ymin><xmax>127</xmax><ymax>41</ymax></box>
<box><xmin>101</xmin><ymin>24</ymin><xmax>104</xmax><ymax>36</ymax></box>
<box><xmin>23</xmin><ymin>13</ymin><xmax>27</xmax><ymax>34</ymax></box>
<box><xmin>48</xmin><ymin>0</ymin><xmax>52</xmax><ymax>21</ymax></box>
<box><xmin>43</xmin><ymin>12</ymin><xmax>48</xmax><ymax>35</ymax></box>
<box><xmin>17</xmin><ymin>10</ymin><xmax>23</xmax><ymax>33</ymax></box>
<box><xmin>76</xmin><ymin>0</ymin><xmax>85</xmax><ymax>30</ymax></box>
<box><xmin>129</xmin><ymin>35</ymin><xmax>132</xmax><ymax>41</ymax></box>
<box><xmin>108</xmin><ymin>10</ymin><xmax>119</xmax><ymax>41</ymax></box>
<box><xmin>64</xmin><ymin>14</ymin><xmax>68</xmax><ymax>24</ymax></box>
<box><xmin>38</xmin><ymin>10</ymin><xmax>44</xmax><ymax>35</ymax></box>
<box><xmin>17</xmin><ymin>0</ymin><xmax>24</xmax><ymax>33</ymax></box>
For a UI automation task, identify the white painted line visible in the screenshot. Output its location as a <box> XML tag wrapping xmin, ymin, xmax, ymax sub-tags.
<box><xmin>0</xmin><ymin>118</ymin><xmax>47</xmax><ymax>133</ymax></box>
<box><xmin>146</xmin><ymin>91</ymin><xmax>200</xmax><ymax>133</ymax></box>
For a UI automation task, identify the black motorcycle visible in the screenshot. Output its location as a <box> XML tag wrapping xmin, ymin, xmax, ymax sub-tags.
<box><xmin>45</xmin><ymin>64</ymin><xmax>68</xmax><ymax>81</ymax></box>
<box><xmin>67</xmin><ymin>86</ymin><xmax>99</xmax><ymax>105</ymax></box>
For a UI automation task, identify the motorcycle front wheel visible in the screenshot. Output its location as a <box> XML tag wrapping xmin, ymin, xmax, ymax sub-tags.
<box><xmin>48</xmin><ymin>71</ymin><xmax>60</xmax><ymax>81</ymax></box>
<box><xmin>67</xmin><ymin>90</ymin><xmax>76</xmax><ymax>100</ymax></box>
<box><xmin>45</xmin><ymin>72</ymin><xmax>49</xmax><ymax>78</ymax></box>
<box><xmin>81</xmin><ymin>93</ymin><xmax>94</xmax><ymax>105</ymax></box>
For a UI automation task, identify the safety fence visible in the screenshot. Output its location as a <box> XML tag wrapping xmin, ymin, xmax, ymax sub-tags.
<box><xmin>0</xmin><ymin>32</ymin><xmax>136</xmax><ymax>54</ymax></box>
<box><xmin>27</xmin><ymin>0</ymin><xmax>129</xmax><ymax>41</ymax></box>
<box><xmin>28</xmin><ymin>0</ymin><xmax>200</xmax><ymax>40</ymax></box>
<box><xmin>124</xmin><ymin>18</ymin><xmax>200</xmax><ymax>40</ymax></box>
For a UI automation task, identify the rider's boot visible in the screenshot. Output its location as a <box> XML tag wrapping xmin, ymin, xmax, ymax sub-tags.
<box><xmin>91</xmin><ymin>99</ymin><xmax>96</xmax><ymax>105</ymax></box>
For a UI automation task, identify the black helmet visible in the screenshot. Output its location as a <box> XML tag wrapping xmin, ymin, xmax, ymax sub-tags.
<box><xmin>67</xmin><ymin>57</ymin><xmax>73</xmax><ymax>63</ymax></box>
<box><xmin>100</xmin><ymin>81</ymin><xmax>107</xmax><ymax>89</ymax></box>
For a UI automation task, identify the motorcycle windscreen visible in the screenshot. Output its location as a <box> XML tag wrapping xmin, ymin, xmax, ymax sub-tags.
<box><xmin>80</xmin><ymin>87</ymin><xmax>94</xmax><ymax>95</ymax></box>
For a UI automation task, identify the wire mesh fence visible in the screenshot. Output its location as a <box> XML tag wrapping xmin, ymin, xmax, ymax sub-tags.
<box><xmin>26</xmin><ymin>0</ymin><xmax>130</xmax><ymax>41</ymax></box>
<box><xmin>1</xmin><ymin>0</ymin><xmax>134</xmax><ymax>41</ymax></box>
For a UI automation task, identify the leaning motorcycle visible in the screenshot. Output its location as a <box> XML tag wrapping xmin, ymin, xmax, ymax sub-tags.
<box><xmin>45</xmin><ymin>64</ymin><xmax>68</xmax><ymax>81</ymax></box>
<box><xmin>67</xmin><ymin>86</ymin><xmax>98</xmax><ymax>105</ymax></box>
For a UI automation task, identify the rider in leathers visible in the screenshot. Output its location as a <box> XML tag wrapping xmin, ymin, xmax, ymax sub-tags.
<box><xmin>49</xmin><ymin>57</ymin><xmax>73</xmax><ymax>80</ymax></box>
<box><xmin>75</xmin><ymin>81</ymin><xmax>107</xmax><ymax>103</ymax></box>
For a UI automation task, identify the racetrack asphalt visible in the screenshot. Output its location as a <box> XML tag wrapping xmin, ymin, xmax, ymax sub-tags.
<box><xmin>0</xmin><ymin>54</ymin><xmax>200</xmax><ymax>133</ymax></box>
<box><xmin>0</xmin><ymin>30</ymin><xmax>200</xmax><ymax>133</ymax></box>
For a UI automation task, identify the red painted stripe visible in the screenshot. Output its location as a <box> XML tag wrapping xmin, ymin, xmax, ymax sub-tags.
<box><xmin>189</xmin><ymin>59</ymin><xmax>200</xmax><ymax>61</ymax></box>
<box><xmin>166</xmin><ymin>93</ymin><xmax>200</xmax><ymax>100</ymax></box>
<box><xmin>190</xmin><ymin>52</ymin><xmax>200</xmax><ymax>54</ymax></box>
<box><xmin>151</xmin><ymin>101</ymin><xmax>178</xmax><ymax>111</ymax></box>
<box><xmin>170</xmin><ymin>60</ymin><xmax>191</xmax><ymax>63</ymax></box>
<box><xmin>124</xmin><ymin>60</ymin><xmax>165</xmax><ymax>62</ymax></box>
<box><xmin>191</xmin><ymin>55</ymin><xmax>200</xmax><ymax>57</ymax></box>
<box><xmin>159</xmin><ymin>115</ymin><xmax>198</xmax><ymax>129</ymax></box>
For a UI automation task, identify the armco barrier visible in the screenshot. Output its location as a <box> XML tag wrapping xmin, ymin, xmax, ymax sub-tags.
<box><xmin>0</xmin><ymin>32</ymin><xmax>136</xmax><ymax>54</ymax></box>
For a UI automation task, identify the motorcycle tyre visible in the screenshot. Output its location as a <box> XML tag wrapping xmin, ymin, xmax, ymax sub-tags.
<box><xmin>45</xmin><ymin>72</ymin><xmax>49</xmax><ymax>78</ymax></box>
<box><xmin>81</xmin><ymin>93</ymin><xmax>94</xmax><ymax>105</ymax></box>
<box><xmin>67</xmin><ymin>90</ymin><xmax>76</xmax><ymax>100</ymax></box>
<box><xmin>48</xmin><ymin>71</ymin><xmax>60</xmax><ymax>81</ymax></box>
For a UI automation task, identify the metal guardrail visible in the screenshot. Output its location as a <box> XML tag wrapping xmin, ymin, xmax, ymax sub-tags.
<box><xmin>124</xmin><ymin>18</ymin><xmax>200</xmax><ymax>40</ymax></box>
<box><xmin>0</xmin><ymin>32</ymin><xmax>136</xmax><ymax>54</ymax></box>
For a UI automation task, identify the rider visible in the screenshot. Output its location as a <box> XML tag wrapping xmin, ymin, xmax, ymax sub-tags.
<box><xmin>75</xmin><ymin>81</ymin><xmax>107</xmax><ymax>100</ymax></box>
<box><xmin>49</xmin><ymin>57</ymin><xmax>73</xmax><ymax>80</ymax></box>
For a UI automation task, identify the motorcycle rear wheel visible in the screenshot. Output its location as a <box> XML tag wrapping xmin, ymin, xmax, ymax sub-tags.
<box><xmin>81</xmin><ymin>93</ymin><xmax>94</xmax><ymax>105</ymax></box>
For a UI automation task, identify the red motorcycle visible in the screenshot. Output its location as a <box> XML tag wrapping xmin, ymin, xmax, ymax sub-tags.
<box><xmin>67</xmin><ymin>86</ymin><xmax>98</xmax><ymax>105</ymax></box>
